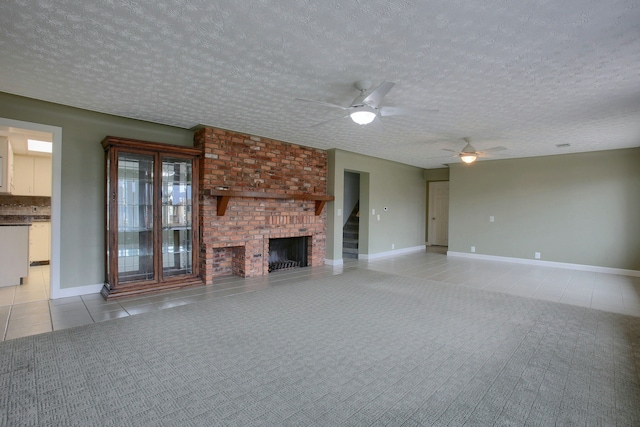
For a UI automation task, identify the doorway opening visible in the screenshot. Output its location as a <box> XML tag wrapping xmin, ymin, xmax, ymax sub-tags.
<box><xmin>343</xmin><ymin>171</ymin><xmax>361</xmax><ymax>259</ymax></box>
<box><xmin>427</xmin><ymin>181</ymin><xmax>449</xmax><ymax>247</ymax></box>
<box><xmin>0</xmin><ymin>118</ymin><xmax>61</xmax><ymax>300</ymax></box>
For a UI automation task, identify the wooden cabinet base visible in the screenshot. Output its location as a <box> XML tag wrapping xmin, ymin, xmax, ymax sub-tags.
<box><xmin>100</xmin><ymin>277</ymin><xmax>205</xmax><ymax>300</ymax></box>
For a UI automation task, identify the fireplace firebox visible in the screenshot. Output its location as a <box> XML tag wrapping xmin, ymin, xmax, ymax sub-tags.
<box><xmin>268</xmin><ymin>237</ymin><xmax>308</xmax><ymax>272</ymax></box>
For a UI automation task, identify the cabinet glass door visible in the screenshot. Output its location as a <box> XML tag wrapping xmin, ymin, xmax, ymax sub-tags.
<box><xmin>117</xmin><ymin>152</ymin><xmax>154</xmax><ymax>282</ymax></box>
<box><xmin>161</xmin><ymin>157</ymin><xmax>193</xmax><ymax>277</ymax></box>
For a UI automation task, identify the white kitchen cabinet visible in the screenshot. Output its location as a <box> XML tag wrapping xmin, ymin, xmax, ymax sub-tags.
<box><xmin>34</xmin><ymin>157</ymin><xmax>52</xmax><ymax>196</ymax></box>
<box><xmin>13</xmin><ymin>154</ymin><xmax>52</xmax><ymax>197</ymax></box>
<box><xmin>0</xmin><ymin>137</ymin><xmax>14</xmax><ymax>194</ymax></box>
<box><xmin>29</xmin><ymin>221</ymin><xmax>50</xmax><ymax>263</ymax></box>
<box><xmin>13</xmin><ymin>155</ymin><xmax>33</xmax><ymax>195</ymax></box>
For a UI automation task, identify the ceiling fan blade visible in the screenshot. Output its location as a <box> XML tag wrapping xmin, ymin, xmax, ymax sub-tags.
<box><xmin>362</xmin><ymin>81</ymin><xmax>395</xmax><ymax>108</ymax></box>
<box><xmin>310</xmin><ymin>114</ymin><xmax>350</xmax><ymax>128</ymax></box>
<box><xmin>442</xmin><ymin>148</ymin><xmax>459</xmax><ymax>153</ymax></box>
<box><xmin>294</xmin><ymin>98</ymin><xmax>349</xmax><ymax>110</ymax></box>
<box><xmin>379</xmin><ymin>106</ymin><xmax>439</xmax><ymax>117</ymax></box>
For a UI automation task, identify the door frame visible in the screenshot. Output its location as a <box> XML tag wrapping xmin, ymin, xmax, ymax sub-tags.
<box><xmin>0</xmin><ymin>117</ymin><xmax>62</xmax><ymax>299</ymax></box>
<box><xmin>427</xmin><ymin>180</ymin><xmax>449</xmax><ymax>246</ymax></box>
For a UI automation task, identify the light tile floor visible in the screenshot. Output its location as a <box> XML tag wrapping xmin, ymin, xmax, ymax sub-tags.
<box><xmin>2</xmin><ymin>249</ymin><xmax>640</xmax><ymax>341</ymax></box>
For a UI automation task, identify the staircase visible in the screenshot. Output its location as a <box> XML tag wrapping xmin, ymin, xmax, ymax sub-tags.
<box><xmin>342</xmin><ymin>203</ymin><xmax>359</xmax><ymax>259</ymax></box>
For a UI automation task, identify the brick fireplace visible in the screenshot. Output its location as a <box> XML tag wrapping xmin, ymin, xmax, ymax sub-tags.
<box><xmin>194</xmin><ymin>126</ymin><xmax>331</xmax><ymax>283</ymax></box>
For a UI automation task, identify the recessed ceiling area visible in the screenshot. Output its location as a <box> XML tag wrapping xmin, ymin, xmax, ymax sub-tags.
<box><xmin>0</xmin><ymin>1</ymin><xmax>638</xmax><ymax>168</ymax></box>
<box><xmin>0</xmin><ymin>126</ymin><xmax>52</xmax><ymax>156</ymax></box>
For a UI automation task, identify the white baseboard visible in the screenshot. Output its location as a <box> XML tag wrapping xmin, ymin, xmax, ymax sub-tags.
<box><xmin>324</xmin><ymin>258</ymin><xmax>344</xmax><ymax>266</ymax></box>
<box><xmin>50</xmin><ymin>283</ymin><xmax>104</xmax><ymax>299</ymax></box>
<box><xmin>447</xmin><ymin>251</ymin><xmax>640</xmax><ymax>278</ymax></box>
<box><xmin>360</xmin><ymin>245</ymin><xmax>425</xmax><ymax>260</ymax></box>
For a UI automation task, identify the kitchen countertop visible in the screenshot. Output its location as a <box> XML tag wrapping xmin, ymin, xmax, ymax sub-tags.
<box><xmin>0</xmin><ymin>215</ymin><xmax>51</xmax><ymax>225</ymax></box>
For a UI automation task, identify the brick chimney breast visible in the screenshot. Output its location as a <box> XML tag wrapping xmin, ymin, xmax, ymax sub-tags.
<box><xmin>194</xmin><ymin>127</ymin><xmax>328</xmax><ymax>283</ymax></box>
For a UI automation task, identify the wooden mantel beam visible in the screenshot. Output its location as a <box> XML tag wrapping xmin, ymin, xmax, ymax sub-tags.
<box><xmin>203</xmin><ymin>190</ymin><xmax>334</xmax><ymax>216</ymax></box>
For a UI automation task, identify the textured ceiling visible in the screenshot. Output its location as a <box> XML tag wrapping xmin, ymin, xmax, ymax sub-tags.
<box><xmin>0</xmin><ymin>0</ymin><xmax>639</xmax><ymax>169</ymax></box>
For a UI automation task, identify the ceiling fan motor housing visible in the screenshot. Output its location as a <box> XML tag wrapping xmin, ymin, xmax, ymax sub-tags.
<box><xmin>461</xmin><ymin>142</ymin><xmax>477</xmax><ymax>154</ymax></box>
<box><xmin>354</xmin><ymin>80</ymin><xmax>373</xmax><ymax>92</ymax></box>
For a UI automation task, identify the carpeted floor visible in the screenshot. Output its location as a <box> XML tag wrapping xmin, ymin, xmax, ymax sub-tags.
<box><xmin>2</xmin><ymin>269</ymin><xmax>640</xmax><ymax>426</ymax></box>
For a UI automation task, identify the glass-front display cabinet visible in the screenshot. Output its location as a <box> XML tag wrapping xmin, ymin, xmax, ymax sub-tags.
<box><xmin>102</xmin><ymin>136</ymin><xmax>202</xmax><ymax>299</ymax></box>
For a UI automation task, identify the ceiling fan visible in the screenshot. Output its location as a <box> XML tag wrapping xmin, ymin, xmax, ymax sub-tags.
<box><xmin>443</xmin><ymin>137</ymin><xmax>506</xmax><ymax>164</ymax></box>
<box><xmin>295</xmin><ymin>80</ymin><xmax>437</xmax><ymax>127</ymax></box>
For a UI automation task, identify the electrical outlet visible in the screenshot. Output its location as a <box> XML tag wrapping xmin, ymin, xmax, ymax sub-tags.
<box><xmin>372</xmin><ymin>209</ymin><xmax>375</xmax><ymax>215</ymax></box>
<box><xmin>489</xmin><ymin>215</ymin><xmax>494</xmax><ymax>222</ymax></box>
<box><xmin>337</xmin><ymin>208</ymin><xmax>342</xmax><ymax>216</ymax></box>
<box><xmin>377</xmin><ymin>214</ymin><xmax>380</xmax><ymax>221</ymax></box>
<box><xmin>535</xmin><ymin>252</ymin><xmax>541</xmax><ymax>259</ymax></box>
<box><xmin>392</xmin><ymin>243</ymin><xmax>395</xmax><ymax>250</ymax></box>
<box><xmin>471</xmin><ymin>246</ymin><xmax>476</xmax><ymax>253</ymax></box>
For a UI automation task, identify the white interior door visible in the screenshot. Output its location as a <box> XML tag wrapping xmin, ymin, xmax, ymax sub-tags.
<box><xmin>428</xmin><ymin>181</ymin><xmax>449</xmax><ymax>246</ymax></box>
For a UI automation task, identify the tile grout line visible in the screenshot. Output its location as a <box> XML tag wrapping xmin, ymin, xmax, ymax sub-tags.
<box><xmin>47</xmin><ymin>300</ymin><xmax>54</xmax><ymax>333</ymax></box>
<box><xmin>2</xmin><ymin>305</ymin><xmax>11</xmax><ymax>341</ymax></box>
<box><xmin>80</xmin><ymin>295</ymin><xmax>98</xmax><ymax>324</ymax></box>
<box><xmin>558</xmin><ymin>270</ymin><xmax>574</xmax><ymax>302</ymax></box>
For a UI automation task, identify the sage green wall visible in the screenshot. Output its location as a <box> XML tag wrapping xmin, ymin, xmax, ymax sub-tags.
<box><xmin>423</xmin><ymin>168</ymin><xmax>449</xmax><ymax>182</ymax></box>
<box><xmin>449</xmin><ymin>148</ymin><xmax>640</xmax><ymax>270</ymax></box>
<box><xmin>0</xmin><ymin>92</ymin><xmax>193</xmax><ymax>289</ymax></box>
<box><xmin>327</xmin><ymin>149</ymin><xmax>426</xmax><ymax>260</ymax></box>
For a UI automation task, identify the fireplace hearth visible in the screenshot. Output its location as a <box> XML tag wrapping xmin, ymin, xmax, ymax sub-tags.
<box><xmin>268</xmin><ymin>236</ymin><xmax>308</xmax><ymax>272</ymax></box>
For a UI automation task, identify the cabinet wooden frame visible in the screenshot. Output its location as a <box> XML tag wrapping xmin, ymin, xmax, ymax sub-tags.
<box><xmin>102</xmin><ymin>136</ymin><xmax>203</xmax><ymax>299</ymax></box>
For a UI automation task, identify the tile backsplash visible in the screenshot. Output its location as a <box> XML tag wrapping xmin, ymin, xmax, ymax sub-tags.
<box><xmin>0</xmin><ymin>195</ymin><xmax>51</xmax><ymax>217</ymax></box>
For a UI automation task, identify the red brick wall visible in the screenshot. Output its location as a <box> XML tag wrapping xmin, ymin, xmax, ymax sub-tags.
<box><xmin>194</xmin><ymin>127</ymin><xmax>328</xmax><ymax>282</ymax></box>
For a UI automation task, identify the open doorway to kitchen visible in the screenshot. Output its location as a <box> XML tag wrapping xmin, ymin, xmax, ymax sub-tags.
<box><xmin>0</xmin><ymin>118</ymin><xmax>61</xmax><ymax>303</ymax></box>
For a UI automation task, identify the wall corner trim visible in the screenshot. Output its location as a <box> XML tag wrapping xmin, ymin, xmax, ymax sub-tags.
<box><xmin>446</xmin><ymin>251</ymin><xmax>640</xmax><ymax>278</ymax></box>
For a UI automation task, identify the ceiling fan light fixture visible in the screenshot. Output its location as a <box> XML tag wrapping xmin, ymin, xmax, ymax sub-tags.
<box><xmin>460</xmin><ymin>154</ymin><xmax>477</xmax><ymax>164</ymax></box>
<box><xmin>350</xmin><ymin>111</ymin><xmax>376</xmax><ymax>125</ymax></box>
